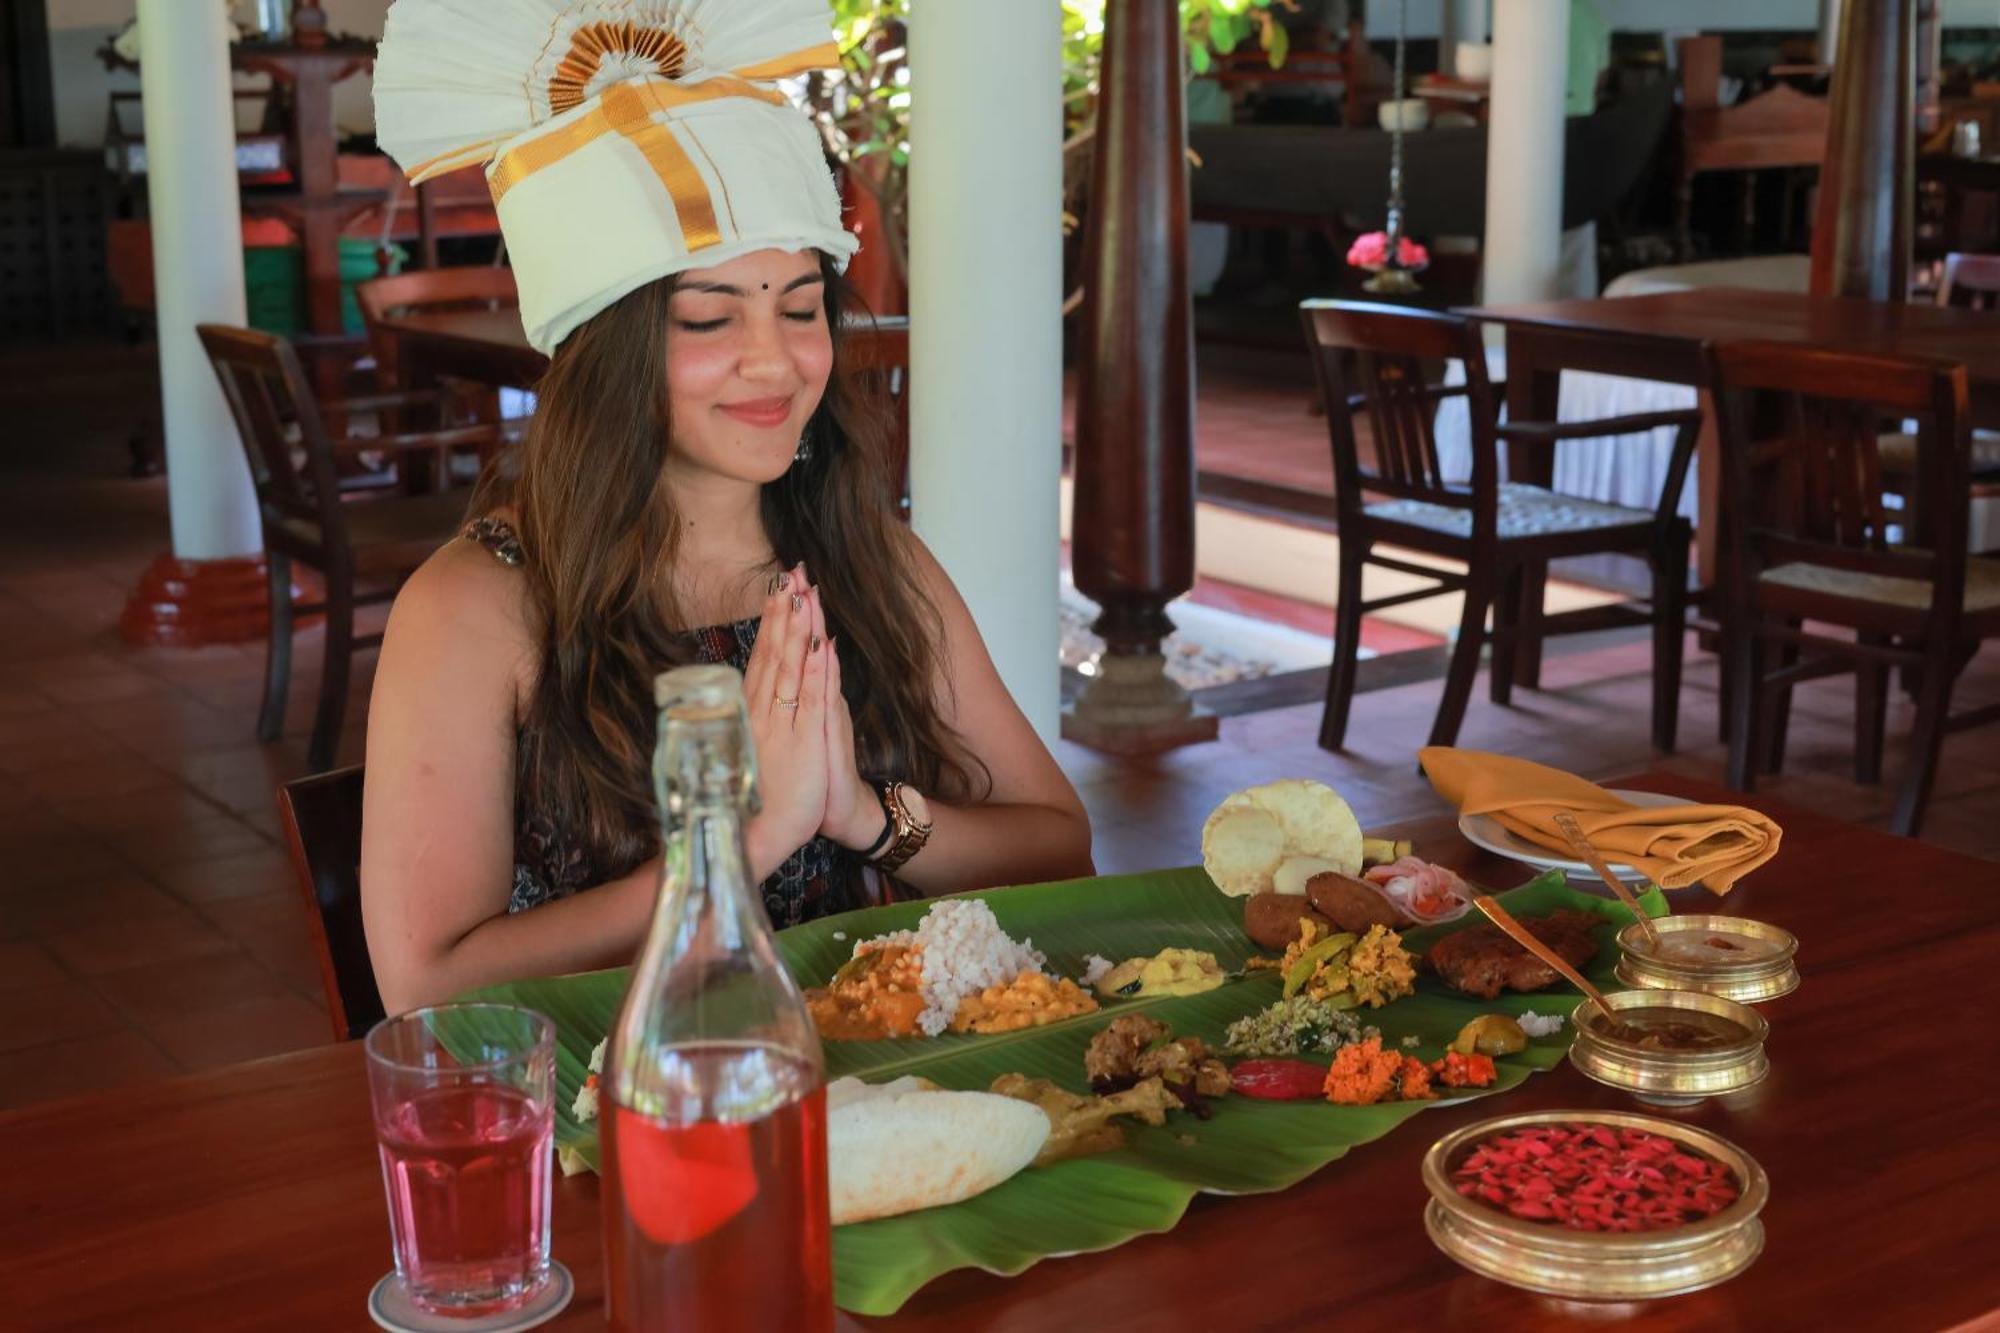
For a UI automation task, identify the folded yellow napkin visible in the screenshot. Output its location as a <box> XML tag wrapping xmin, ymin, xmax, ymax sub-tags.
<box><xmin>1419</xmin><ymin>748</ymin><xmax>1780</xmax><ymax>894</ymax></box>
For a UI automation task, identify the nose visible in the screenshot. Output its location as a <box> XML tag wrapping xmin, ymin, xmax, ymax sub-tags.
<box><xmin>736</xmin><ymin>307</ymin><xmax>794</xmax><ymax>384</ymax></box>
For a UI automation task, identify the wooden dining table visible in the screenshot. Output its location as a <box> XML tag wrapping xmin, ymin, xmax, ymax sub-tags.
<box><xmin>373</xmin><ymin>306</ymin><xmax>551</xmax><ymax>394</ymax></box>
<box><xmin>1456</xmin><ymin>286</ymin><xmax>2000</xmax><ymax>683</ymax></box>
<box><xmin>4</xmin><ymin>770</ymin><xmax>1995</xmax><ymax>1331</ymax></box>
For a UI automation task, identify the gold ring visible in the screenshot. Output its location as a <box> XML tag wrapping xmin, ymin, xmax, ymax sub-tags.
<box><xmin>775</xmin><ymin>694</ymin><xmax>800</xmax><ymax>709</ymax></box>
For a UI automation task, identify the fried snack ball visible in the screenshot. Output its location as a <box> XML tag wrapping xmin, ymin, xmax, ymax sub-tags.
<box><xmin>1244</xmin><ymin>892</ymin><xmax>1336</xmax><ymax>952</ymax></box>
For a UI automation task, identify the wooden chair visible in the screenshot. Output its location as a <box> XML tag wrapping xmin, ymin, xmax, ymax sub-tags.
<box><xmin>1706</xmin><ymin>341</ymin><xmax>2000</xmax><ymax>837</ymax></box>
<box><xmin>1878</xmin><ymin>254</ymin><xmax>2000</xmax><ymax>495</ymax></box>
<box><xmin>277</xmin><ymin>766</ymin><xmax>384</xmax><ymax>1041</ymax></box>
<box><xmin>354</xmin><ymin>266</ymin><xmax>526</xmax><ymax>488</ymax></box>
<box><xmin>199</xmin><ymin>325</ymin><xmax>495</xmax><ymax>770</ymax></box>
<box><xmin>1301</xmin><ymin>301</ymin><xmax>1700</xmax><ymax>752</ymax></box>
<box><xmin>844</xmin><ymin>315</ymin><xmax>911</xmax><ymax>520</ymax></box>
<box><xmin>354</xmin><ymin>264</ymin><xmax>520</xmax><ymax>401</ymax></box>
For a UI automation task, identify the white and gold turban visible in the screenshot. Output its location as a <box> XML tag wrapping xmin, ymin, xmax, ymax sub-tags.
<box><xmin>374</xmin><ymin>0</ymin><xmax>859</xmax><ymax>354</ymax></box>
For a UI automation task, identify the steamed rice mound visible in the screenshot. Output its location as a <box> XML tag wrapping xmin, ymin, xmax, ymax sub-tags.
<box><xmin>815</xmin><ymin>900</ymin><xmax>1099</xmax><ymax>1038</ymax></box>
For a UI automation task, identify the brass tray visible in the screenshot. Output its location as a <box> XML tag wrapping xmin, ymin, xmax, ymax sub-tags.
<box><xmin>1567</xmin><ymin>990</ymin><xmax>1768</xmax><ymax>1107</ymax></box>
<box><xmin>1614</xmin><ymin>914</ymin><xmax>1800</xmax><ymax>1004</ymax></box>
<box><xmin>1422</xmin><ymin>1108</ymin><xmax>1769</xmax><ymax>1301</ymax></box>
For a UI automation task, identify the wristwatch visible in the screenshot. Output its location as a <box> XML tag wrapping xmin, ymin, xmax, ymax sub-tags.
<box><xmin>869</xmin><ymin>781</ymin><xmax>934</xmax><ymax>874</ymax></box>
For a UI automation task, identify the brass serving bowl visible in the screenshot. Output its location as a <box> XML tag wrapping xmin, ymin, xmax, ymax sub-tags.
<box><xmin>1567</xmin><ymin>989</ymin><xmax>1768</xmax><ymax>1107</ymax></box>
<box><xmin>1422</xmin><ymin>1108</ymin><xmax>1769</xmax><ymax>1301</ymax></box>
<box><xmin>1614</xmin><ymin>914</ymin><xmax>1799</xmax><ymax>1004</ymax></box>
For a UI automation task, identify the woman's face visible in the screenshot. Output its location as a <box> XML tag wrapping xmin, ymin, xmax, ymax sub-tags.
<box><xmin>664</xmin><ymin>248</ymin><xmax>832</xmax><ymax>486</ymax></box>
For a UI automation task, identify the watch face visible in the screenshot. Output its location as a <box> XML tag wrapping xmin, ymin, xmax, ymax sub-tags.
<box><xmin>899</xmin><ymin>784</ymin><xmax>932</xmax><ymax>825</ymax></box>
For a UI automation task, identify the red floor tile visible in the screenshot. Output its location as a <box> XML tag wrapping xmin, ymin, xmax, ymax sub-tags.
<box><xmin>40</xmin><ymin>910</ymin><xmax>235</xmax><ymax>977</ymax></box>
<box><xmin>139</xmin><ymin>994</ymin><xmax>332</xmax><ymax>1072</ymax></box>
<box><xmin>0</xmin><ymin>978</ymin><xmax>129</xmax><ymax>1056</ymax></box>
<box><xmin>150</xmin><ymin>846</ymin><xmax>295</xmax><ymax>904</ymax></box>
<box><xmin>87</xmin><ymin>951</ymin><xmax>302</xmax><ymax>1022</ymax></box>
<box><xmin>0</xmin><ymin>1029</ymin><xmax>178</xmax><ymax>1111</ymax></box>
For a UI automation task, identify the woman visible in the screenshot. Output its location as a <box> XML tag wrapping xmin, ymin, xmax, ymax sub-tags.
<box><xmin>360</xmin><ymin>246</ymin><xmax>1093</xmax><ymax>1013</ymax></box>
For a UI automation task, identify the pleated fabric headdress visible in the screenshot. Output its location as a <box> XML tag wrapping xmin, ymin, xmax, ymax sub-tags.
<box><xmin>374</xmin><ymin>0</ymin><xmax>859</xmax><ymax>354</ymax></box>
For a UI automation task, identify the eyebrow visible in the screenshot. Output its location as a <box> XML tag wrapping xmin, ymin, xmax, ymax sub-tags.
<box><xmin>677</xmin><ymin>273</ymin><xmax>824</xmax><ymax>297</ymax></box>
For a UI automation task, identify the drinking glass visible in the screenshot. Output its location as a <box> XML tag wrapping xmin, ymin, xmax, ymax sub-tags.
<box><xmin>365</xmin><ymin>1003</ymin><xmax>556</xmax><ymax>1316</ymax></box>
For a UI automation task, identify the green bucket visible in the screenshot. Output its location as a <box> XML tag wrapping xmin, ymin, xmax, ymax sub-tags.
<box><xmin>340</xmin><ymin>237</ymin><xmax>405</xmax><ymax>334</ymax></box>
<box><xmin>243</xmin><ymin>245</ymin><xmax>302</xmax><ymax>336</ymax></box>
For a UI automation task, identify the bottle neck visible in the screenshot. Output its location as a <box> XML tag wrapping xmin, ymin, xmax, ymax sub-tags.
<box><xmin>641</xmin><ymin>712</ymin><xmax>761</xmax><ymax>960</ymax></box>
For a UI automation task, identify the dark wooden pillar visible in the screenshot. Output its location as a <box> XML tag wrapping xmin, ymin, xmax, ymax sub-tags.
<box><xmin>1060</xmin><ymin>0</ymin><xmax>1216</xmax><ymax>755</ymax></box>
<box><xmin>1810</xmin><ymin>0</ymin><xmax>1913</xmax><ymax>300</ymax></box>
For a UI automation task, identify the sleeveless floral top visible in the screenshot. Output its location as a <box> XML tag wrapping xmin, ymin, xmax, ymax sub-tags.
<box><xmin>463</xmin><ymin>518</ymin><xmax>861</xmax><ymax>928</ymax></box>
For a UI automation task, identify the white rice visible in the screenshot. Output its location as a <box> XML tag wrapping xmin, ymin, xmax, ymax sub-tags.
<box><xmin>573</xmin><ymin>1039</ymin><xmax>608</xmax><ymax>1123</ymax></box>
<box><xmin>1517</xmin><ymin>1010</ymin><xmax>1565</xmax><ymax>1038</ymax></box>
<box><xmin>831</xmin><ymin>931</ymin><xmax>847</xmax><ymax>942</ymax></box>
<box><xmin>855</xmin><ymin>899</ymin><xmax>1048</xmax><ymax>1036</ymax></box>
<box><xmin>1079</xmin><ymin>954</ymin><xmax>1114</xmax><ymax>987</ymax></box>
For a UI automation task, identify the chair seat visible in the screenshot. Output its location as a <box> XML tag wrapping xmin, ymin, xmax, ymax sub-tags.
<box><xmin>1876</xmin><ymin>429</ymin><xmax>2000</xmax><ymax>476</ymax></box>
<box><xmin>271</xmin><ymin>491</ymin><xmax>467</xmax><ymax>578</ymax></box>
<box><xmin>1761</xmin><ymin>554</ymin><xmax>2000</xmax><ymax>613</ymax></box>
<box><xmin>1363</xmin><ymin>482</ymin><xmax>1654</xmax><ymax>541</ymax></box>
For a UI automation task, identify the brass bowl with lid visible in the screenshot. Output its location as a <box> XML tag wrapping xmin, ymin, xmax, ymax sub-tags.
<box><xmin>1422</xmin><ymin>1108</ymin><xmax>1769</xmax><ymax>1301</ymax></box>
<box><xmin>1614</xmin><ymin>914</ymin><xmax>1799</xmax><ymax>1004</ymax></box>
<box><xmin>1567</xmin><ymin>989</ymin><xmax>1768</xmax><ymax>1107</ymax></box>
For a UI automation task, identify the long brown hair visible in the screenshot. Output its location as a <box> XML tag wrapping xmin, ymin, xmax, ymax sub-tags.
<box><xmin>474</xmin><ymin>258</ymin><xmax>980</xmax><ymax>881</ymax></box>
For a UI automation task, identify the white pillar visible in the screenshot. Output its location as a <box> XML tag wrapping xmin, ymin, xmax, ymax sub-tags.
<box><xmin>1479</xmin><ymin>0</ymin><xmax>1570</xmax><ymax>306</ymax></box>
<box><xmin>906</xmin><ymin>0</ymin><xmax>1064</xmax><ymax>740</ymax></box>
<box><xmin>1819</xmin><ymin>0</ymin><xmax>1846</xmax><ymax>66</ymax></box>
<box><xmin>139</xmin><ymin>0</ymin><xmax>259</xmax><ymax>561</ymax></box>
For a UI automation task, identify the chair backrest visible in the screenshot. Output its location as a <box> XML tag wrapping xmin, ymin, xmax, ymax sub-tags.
<box><xmin>1705</xmin><ymin>339</ymin><xmax>1972</xmax><ymax>627</ymax></box>
<box><xmin>355</xmin><ymin>265</ymin><xmax>520</xmax><ymax>392</ymax></box>
<box><xmin>198</xmin><ymin>323</ymin><xmax>349</xmax><ymax>562</ymax></box>
<box><xmin>1938</xmin><ymin>253</ymin><xmax>2000</xmax><ymax>312</ymax></box>
<box><xmin>1298</xmin><ymin>300</ymin><xmax>1500</xmax><ymax>519</ymax></box>
<box><xmin>844</xmin><ymin>315</ymin><xmax>912</xmax><ymax>520</ymax></box>
<box><xmin>277</xmin><ymin>766</ymin><xmax>383</xmax><ymax>1041</ymax></box>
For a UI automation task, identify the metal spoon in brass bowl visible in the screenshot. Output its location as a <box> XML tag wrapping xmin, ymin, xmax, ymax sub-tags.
<box><xmin>1550</xmin><ymin>810</ymin><xmax>1664</xmax><ymax>955</ymax></box>
<box><xmin>1472</xmin><ymin>893</ymin><xmax>1616</xmax><ymax>1022</ymax></box>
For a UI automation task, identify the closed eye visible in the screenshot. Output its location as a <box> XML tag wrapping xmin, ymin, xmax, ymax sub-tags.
<box><xmin>783</xmin><ymin>308</ymin><xmax>821</xmax><ymax>324</ymax></box>
<box><xmin>675</xmin><ymin>317</ymin><xmax>729</xmax><ymax>333</ymax></box>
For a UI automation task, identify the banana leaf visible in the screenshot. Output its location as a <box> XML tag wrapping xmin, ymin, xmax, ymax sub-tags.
<box><xmin>456</xmin><ymin>866</ymin><xmax>1665</xmax><ymax>1316</ymax></box>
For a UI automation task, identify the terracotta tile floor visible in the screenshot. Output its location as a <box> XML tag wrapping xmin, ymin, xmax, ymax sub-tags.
<box><xmin>1</xmin><ymin>339</ymin><xmax>1995</xmax><ymax>1115</ymax></box>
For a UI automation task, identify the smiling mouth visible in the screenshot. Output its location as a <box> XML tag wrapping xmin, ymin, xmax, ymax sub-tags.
<box><xmin>718</xmin><ymin>397</ymin><xmax>794</xmax><ymax>429</ymax></box>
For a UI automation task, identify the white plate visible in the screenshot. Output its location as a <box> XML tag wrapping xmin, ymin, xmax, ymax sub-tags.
<box><xmin>1457</xmin><ymin>789</ymin><xmax>1687</xmax><ymax>882</ymax></box>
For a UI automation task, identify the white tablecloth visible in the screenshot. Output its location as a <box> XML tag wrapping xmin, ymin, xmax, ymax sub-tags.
<box><xmin>1433</xmin><ymin>348</ymin><xmax>1702</xmax><ymax>520</ymax></box>
<box><xmin>1432</xmin><ymin>256</ymin><xmax>1815</xmax><ymax>523</ymax></box>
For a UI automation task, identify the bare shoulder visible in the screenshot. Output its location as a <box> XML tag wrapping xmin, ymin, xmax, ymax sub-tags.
<box><xmin>381</xmin><ymin>531</ymin><xmax>538</xmax><ymax>699</ymax></box>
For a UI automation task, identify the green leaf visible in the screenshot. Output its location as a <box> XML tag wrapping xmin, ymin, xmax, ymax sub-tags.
<box><xmin>1264</xmin><ymin>20</ymin><xmax>1290</xmax><ymax>68</ymax></box>
<box><xmin>455</xmin><ymin>867</ymin><xmax>1662</xmax><ymax>1316</ymax></box>
<box><xmin>1189</xmin><ymin>43</ymin><xmax>1212</xmax><ymax>74</ymax></box>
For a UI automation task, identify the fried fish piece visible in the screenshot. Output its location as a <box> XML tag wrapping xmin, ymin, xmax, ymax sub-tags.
<box><xmin>1423</xmin><ymin>909</ymin><xmax>1603</xmax><ymax>999</ymax></box>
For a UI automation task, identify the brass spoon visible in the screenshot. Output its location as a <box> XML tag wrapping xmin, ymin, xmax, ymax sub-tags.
<box><xmin>1472</xmin><ymin>893</ymin><xmax>1617</xmax><ymax>1022</ymax></box>
<box><xmin>1551</xmin><ymin>810</ymin><xmax>1665</xmax><ymax>954</ymax></box>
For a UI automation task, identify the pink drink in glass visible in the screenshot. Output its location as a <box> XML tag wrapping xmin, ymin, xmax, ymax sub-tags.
<box><xmin>366</xmin><ymin>1003</ymin><xmax>556</xmax><ymax>1316</ymax></box>
<box><xmin>377</xmin><ymin>1085</ymin><xmax>553</xmax><ymax>1314</ymax></box>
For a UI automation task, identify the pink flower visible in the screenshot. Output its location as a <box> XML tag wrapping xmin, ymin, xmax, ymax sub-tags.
<box><xmin>1346</xmin><ymin>231</ymin><xmax>1430</xmax><ymax>272</ymax></box>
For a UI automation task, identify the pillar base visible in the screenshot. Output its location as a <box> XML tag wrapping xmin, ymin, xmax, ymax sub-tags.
<box><xmin>1060</xmin><ymin>652</ymin><xmax>1219</xmax><ymax>756</ymax></box>
<box><xmin>119</xmin><ymin>552</ymin><xmax>282</xmax><ymax>649</ymax></box>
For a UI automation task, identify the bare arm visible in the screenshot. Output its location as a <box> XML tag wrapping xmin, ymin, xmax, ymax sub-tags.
<box><xmin>359</xmin><ymin>542</ymin><xmax>658</xmax><ymax>1013</ymax></box>
<box><xmin>361</xmin><ymin>544</ymin><xmax>818</xmax><ymax>1014</ymax></box>
<box><xmin>820</xmin><ymin>537</ymin><xmax>1094</xmax><ymax>892</ymax></box>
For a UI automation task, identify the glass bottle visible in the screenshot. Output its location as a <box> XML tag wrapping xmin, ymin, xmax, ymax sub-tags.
<box><xmin>600</xmin><ymin>665</ymin><xmax>831</xmax><ymax>1332</ymax></box>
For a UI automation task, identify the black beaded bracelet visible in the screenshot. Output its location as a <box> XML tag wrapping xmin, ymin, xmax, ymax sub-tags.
<box><xmin>859</xmin><ymin>793</ymin><xmax>895</xmax><ymax>860</ymax></box>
